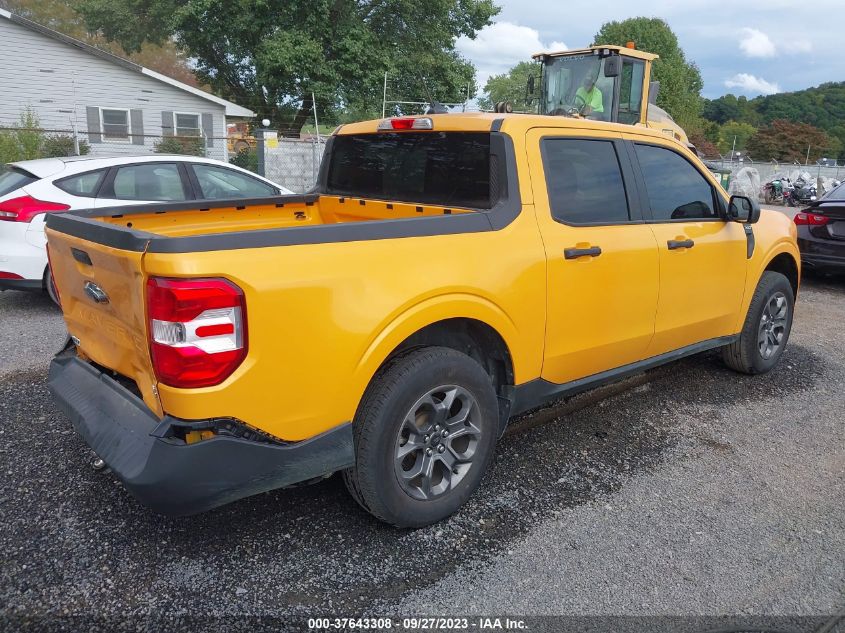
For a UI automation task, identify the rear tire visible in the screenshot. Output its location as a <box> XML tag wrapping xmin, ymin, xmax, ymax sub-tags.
<box><xmin>722</xmin><ymin>271</ymin><xmax>794</xmax><ymax>374</ymax></box>
<box><xmin>343</xmin><ymin>347</ymin><xmax>499</xmax><ymax>528</ymax></box>
<box><xmin>44</xmin><ymin>266</ymin><xmax>59</xmax><ymax>306</ymax></box>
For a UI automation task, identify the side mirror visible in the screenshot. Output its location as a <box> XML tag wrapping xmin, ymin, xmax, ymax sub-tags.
<box><xmin>527</xmin><ymin>74</ymin><xmax>535</xmax><ymax>95</ymax></box>
<box><xmin>728</xmin><ymin>195</ymin><xmax>761</xmax><ymax>224</ymax></box>
<box><xmin>603</xmin><ymin>56</ymin><xmax>621</xmax><ymax>78</ymax></box>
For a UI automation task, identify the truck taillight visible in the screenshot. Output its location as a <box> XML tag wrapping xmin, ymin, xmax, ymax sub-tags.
<box><xmin>0</xmin><ymin>195</ymin><xmax>70</xmax><ymax>222</ymax></box>
<box><xmin>146</xmin><ymin>277</ymin><xmax>247</xmax><ymax>388</ymax></box>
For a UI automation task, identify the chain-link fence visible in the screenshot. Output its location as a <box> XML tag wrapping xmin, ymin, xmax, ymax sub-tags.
<box><xmin>0</xmin><ymin>125</ymin><xmax>328</xmax><ymax>193</ymax></box>
<box><xmin>0</xmin><ymin>125</ymin><xmax>230</xmax><ymax>163</ymax></box>
<box><xmin>703</xmin><ymin>158</ymin><xmax>844</xmax><ymax>184</ymax></box>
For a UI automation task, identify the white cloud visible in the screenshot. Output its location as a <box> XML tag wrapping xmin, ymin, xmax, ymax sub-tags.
<box><xmin>456</xmin><ymin>21</ymin><xmax>567</xmax><ymax>90</ymax></box>
<box><xmin>724</xmin><ymin>73</ymin><xmax>780</xmax><ymax>95</ymax></box>
<box><xmin>739</xmin><ymin>27</ymin><xmax>777</xmax><ymax>58</ymax></box>
<box><xmin>738</xmin><ymin>27</ymin><xmax>812</xmax><ymax>58</ymax></box>
<box><xmin>783</xmin><ymin>39</ymin><xmax>812</xmax><ymax>54</ymax></box>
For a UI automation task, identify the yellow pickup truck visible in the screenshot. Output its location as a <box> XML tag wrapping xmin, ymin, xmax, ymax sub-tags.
<box><xmin>45</xmin><ymin>113</ymin><xmax>799</xmax><ymax>527</ymax></box>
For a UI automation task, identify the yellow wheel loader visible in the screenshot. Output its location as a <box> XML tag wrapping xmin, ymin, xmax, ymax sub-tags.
<box><xmin>523</xmin><ymin>43</ymin><xmax>691</xmax><ymax>147</ymax></box>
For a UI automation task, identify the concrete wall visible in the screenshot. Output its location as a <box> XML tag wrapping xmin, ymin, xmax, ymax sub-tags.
<box><xmin>264</xmin><ymin>138</ymin><xmax>327</xmax><ymax>193</ymax></box>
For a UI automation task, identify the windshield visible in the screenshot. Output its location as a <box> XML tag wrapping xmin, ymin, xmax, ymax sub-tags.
<box><xmin>541</xmin><ymin>55</ymin><xmax>614</xmax><ymax>121</ymax></box>
<box><xmin>0</xmin><ymin>165</ymin><xmax>38</xmax><ymax>197</ymax></box>
<box><xmin>326</xmin><ymin>132</ymin><xmax>492</xmax><ymax>209</ymax></box>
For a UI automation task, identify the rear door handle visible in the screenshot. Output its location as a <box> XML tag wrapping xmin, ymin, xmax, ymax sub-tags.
<box><xmin>667</xmin><ymin>239</ymin><xmax>695</xmax><ymax>250</ymax></box>
<box><xmin>564</xmin><ymin>246</ymin><xmax>602</xmax><ymax>259</ymax></box>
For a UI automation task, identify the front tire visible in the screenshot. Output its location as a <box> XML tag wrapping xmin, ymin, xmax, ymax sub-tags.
<box><xmin>343</xmin><ymin>347</ymin><xmax>499</xmax><ymax>528</ymax></box>
<box><xmin>722</xmin><ymin>271</ymin><xmax>794</xmax><ymax>374</ymax></box>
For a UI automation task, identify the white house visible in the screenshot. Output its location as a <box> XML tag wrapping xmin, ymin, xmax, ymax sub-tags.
<box><xmin>0</xmin><ymin>9</ymin><xmax>254</xmax><ymax>161</ymax></box>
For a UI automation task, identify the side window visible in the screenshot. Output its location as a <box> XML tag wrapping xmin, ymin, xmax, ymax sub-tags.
<box><xmin>55</xmin><ymin>169</ymin><xmax>107</xmax><ymax>197</ymax></box>
<box><xmin>111</xmin><ymin>163</ymin><xmax>187</xmax><ymax>201</ymax></box>
<box><xmin>542</xmin><ymin>138</ymin><xmax>630</xmax><ymax>224</ymax></box>
<box><xmin>618</xmin><ymin>60</ymin><xmax>645</xmax><ymax>125</ymax></box>
<box><xmin>635</xmin><ymin>144</ymin><xmax>717</xmax><ymax>221</ymax></box>
<box><xmin>192</xmin><ymin>164</ymin><xmax>278</xmax><ymax>199</ymax></box>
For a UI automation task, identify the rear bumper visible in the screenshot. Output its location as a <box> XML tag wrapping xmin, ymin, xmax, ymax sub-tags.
<box><xmin>0</xmin><ymin>218</ymin><xmax>47</xmax><ymax>282</ymax></box>
<box><xmin>47</xmin><ymin>354</ymin><xmax>354</xmax><ymax>516</ymax></box>
<box><xmin>797</xmin><ymin>233</ymin><xmax>845</xmax><ymax>271</ymax></box>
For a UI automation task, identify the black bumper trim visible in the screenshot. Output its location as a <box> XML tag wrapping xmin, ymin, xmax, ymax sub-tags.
<box><xmin>799</xmin><ymin>253</ymin><xmax>845</xmax><ymax>270</ymax></box>
<box><xmin>0</xmin><ymin>278</ymin><xmax>42</xmax><ymax>292</ymax></box>
<box><xmin>47</xmin><ymin>355</ymin><xmax>354</xmax><ymax>516</ymax></box>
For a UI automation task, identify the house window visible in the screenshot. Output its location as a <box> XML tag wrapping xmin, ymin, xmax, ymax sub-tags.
<box><xmin>100</xmin><ymin>108</ymin><xmax>130</xmax><ymax>142</ymax></box>
<box><xmin>174</xmin><ymin>112</ymin><xmax>201</xmax><ymax>137</ymax></box>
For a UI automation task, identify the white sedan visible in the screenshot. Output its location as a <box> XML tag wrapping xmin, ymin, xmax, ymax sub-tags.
<box><xmin>0</xmin><ymin>154</ymin><xmax>291</xmax><ymax>302</ymax></box>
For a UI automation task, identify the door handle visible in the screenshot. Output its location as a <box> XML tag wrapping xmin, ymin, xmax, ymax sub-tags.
<box><xmin>667</xmin><ymin>239</ymin><xmax>695</xmax><ymax>250</ymax></box>
<box><xmin>564</xmin><ymin>246</ymin><xmax>602</xmax><ymax>259</ymax></box>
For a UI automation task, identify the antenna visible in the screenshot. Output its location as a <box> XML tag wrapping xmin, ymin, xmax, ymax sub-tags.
<box><xmin>419</xmin><ymin>75</ymin><xmax>448</xmax><ymax>115</ymax></box>
<box><xmin>420</xmin><ymin>75</ymin><xmax>435</xmax><ymax>105</ymax></box>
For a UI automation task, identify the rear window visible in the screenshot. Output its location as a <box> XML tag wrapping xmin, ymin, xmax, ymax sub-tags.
<box><xmin>0</xmin><ymin>165</ymin><xmax>38</xmax><ymax>197</ymax></box>
<box><xmin>326</xmin><ymin>132</ymin><xmax>492</xmax><ymax>209</ymax></box>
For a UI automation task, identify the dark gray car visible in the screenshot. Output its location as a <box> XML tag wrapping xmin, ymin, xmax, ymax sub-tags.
<box><xmin>795</xmin><ymin>182</ymin><xmax>845</xmax><ymax>272</ymax></box>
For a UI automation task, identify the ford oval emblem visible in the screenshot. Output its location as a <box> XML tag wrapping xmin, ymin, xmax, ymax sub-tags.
<box><xmin>83</xmin><ymin>281</ymin><xmax>109</xmax><ymax>304</ymax></box>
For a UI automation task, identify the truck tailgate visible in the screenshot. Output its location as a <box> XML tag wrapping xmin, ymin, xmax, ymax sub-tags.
<box><xmin>47</xmin><ymin>228</ymin><xmax>162</xmax><ymax>417</ymax></box>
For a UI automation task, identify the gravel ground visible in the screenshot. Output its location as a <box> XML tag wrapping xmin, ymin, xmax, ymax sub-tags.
<box><xmin>0</xmin><ymin>275</ymin><xmax>843</xmax><ymax>631</ymax></box>
<box><xmin>0</xmin><ymin>290</ymin><xmax>66</xmax><ymax>378</ymax></box>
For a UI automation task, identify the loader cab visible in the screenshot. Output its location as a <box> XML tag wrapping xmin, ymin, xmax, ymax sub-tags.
<box><xmin>533</xmin><ymin>44</ymin><xmax>656</xmax><ymax>126</ymax></box>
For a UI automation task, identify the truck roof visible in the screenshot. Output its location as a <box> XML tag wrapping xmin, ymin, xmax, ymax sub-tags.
<box><xmin>532</xmin><ymin>45</ymin><xmax>659</xmax><ymax>62</ymax></box>
<box><xmin>337</xmin><ymin>112</ymin><xmax>688</xmax><ymax>150</ymax></box>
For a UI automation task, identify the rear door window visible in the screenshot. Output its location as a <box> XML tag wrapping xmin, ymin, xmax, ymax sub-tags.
<box><xmin>541</xmin><ymin>138</ymin><xmax>630</xmax><ymax>224</ymax></box>
<box><xmin>55</xmin><ymin>169</ymin><xmax>107</xmax><ymax>197</ymax></box>
<box><xmin>191</xmin><ymin>164</ymin><xmax>278</xmax><ymax>199</ymax></box>
<box><xmin>109</xmin><ymin>163</ymin><xmax>188</xmax><ymax>201</ymax></box>
<box><xmin>635</xmin><ymin>144</ymin><xmax>718</xmax><ymax>221</ymax></box>
<box><xmin>327</xmin><ymin>132</ymin><xmax>492</xmax><ymax>208</ymax></box>
<box><xmin>0</xmin><ymin>165</ymin><xmax>38</xmax><ymax>197</ymax></box>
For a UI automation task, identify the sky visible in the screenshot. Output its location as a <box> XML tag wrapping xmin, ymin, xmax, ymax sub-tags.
<box><xmin>456</xmin><ymin>0</ymin><xmax>843</xmax><ymax>100</ymax></box>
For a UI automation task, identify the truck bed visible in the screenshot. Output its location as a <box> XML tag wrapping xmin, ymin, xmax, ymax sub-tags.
<box><xmin>46</xmin><ymin>193</ymin><xmax>495</xmax><ymax>255</ymax></box>
<box><xmin>47</xmin><ymin>194</ymin><xmax>491</xmax><ymax>253</ymax></box>
<box><xmin>71</xmin><ymin>194</ymin><xmax>472</xmax><ymax>237</ymax></box>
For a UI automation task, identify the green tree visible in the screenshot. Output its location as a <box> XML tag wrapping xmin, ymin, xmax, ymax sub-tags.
<box><xmin>594</xmin><ymin>17</ymin><xmax>703</xmax><ymax>132</ymax></box>
<box><xmin>0</xmin><ymin>107</ymin><xmax>44</xmax><ymax>163</ymax></box>
<box><xmin>0</xmin><ymin>0</ymin><xmax>202</xmax><ymax>87</ymax></box>
<box><xmin>477</xmin><ymin>61</ymin><xmax>538</xmax><ymax>111</ymax></box>
<box><xmin>75</xmin><ymin>0</ymin><xmax>497</xmax><ymax>135</ymax></box>
<box><xmin>153</xmin><ymin>135</ymin><xmax>205</xmax><ymax>156</ymax></box>
<box><xmin>746</xmin><ymin>119</ymin><xmax>836</xmax><ymax>163</ymax></box>
<box><xmin>717</xmin><ymin>120</ymin><xmax>757</xmax><ymax>154</ymax></box>
<box><xmin>688</xmin><ymin>131</ymin><xmax>718</xmax><ymax>157</ymax></box>
<box><xmin>42</xmin><ymin>134</ymin><xmax>91</xmax><ymax>157</ymax></box>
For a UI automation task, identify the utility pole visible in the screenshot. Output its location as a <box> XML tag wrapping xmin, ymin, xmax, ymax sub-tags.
<box><xmin>805</xmin><ymin>145</ymin><xmax>811</xmax><ymax>166</ymax></box>
<box><xmin>730</xmin><ymin>135</ymin><xmax>737</xmax><ymax>166</ymax></box>
<box><xmin>382</xmin><ymin>72</ymin><xmax>388</xmax><ymax>119</ymax></box>
<box><xmin>312</xmin><ymin>92</ymin><xmax>320</xmax><ymax>143</ymax></box>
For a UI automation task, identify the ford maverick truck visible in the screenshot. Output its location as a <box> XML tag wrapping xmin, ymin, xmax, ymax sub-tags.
<box><xmin>45</xmin><ymin>113</ymin><xmax>800</xmax><ymax>527</ymax></box>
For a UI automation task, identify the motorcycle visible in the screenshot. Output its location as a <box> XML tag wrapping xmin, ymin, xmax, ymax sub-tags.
<box><xmin>763</xmin><ymin>178</ymin><xmax>785</xmax><ymax>204</ymax></box>
<box><xmin>782</xmin><ymin>181</ymin><xmax>798</xmax><ymax>207</ymax></box>
<box><xmin>793</xmin><ymin>177</ymin><xmax>817</xmax><ymax>204</ymax></box>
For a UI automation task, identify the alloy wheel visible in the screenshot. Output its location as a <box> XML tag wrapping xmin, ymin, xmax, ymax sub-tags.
<box><xmin>758</xmin><ymin>291</ymin><xmax>788</xmax><ymax>360</ymax></box>
<box><xmin>393</xmin><ymin>385</ymin><xmax>482</xmax><ymax>501</ymax></box>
